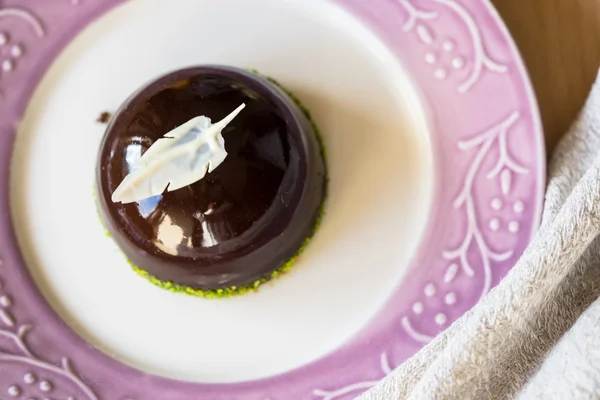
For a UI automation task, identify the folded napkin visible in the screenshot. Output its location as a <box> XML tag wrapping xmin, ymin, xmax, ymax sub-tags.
<box><xmin>360</xmin><ymin>68</ymin><xmax>600</xmax><ymax>400</ymax></box>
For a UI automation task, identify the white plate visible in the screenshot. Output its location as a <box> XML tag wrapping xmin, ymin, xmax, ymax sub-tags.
<box><xmin>11</xmin><ymin>0</ymin><xmax>433</xmax><ymax>383</ymax></box>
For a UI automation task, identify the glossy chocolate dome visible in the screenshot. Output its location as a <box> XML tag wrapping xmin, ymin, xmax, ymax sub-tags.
<box><xmin>96</xmin><ymin>66</ymin><xmax>326</xmax><ymax>293</ymax></box>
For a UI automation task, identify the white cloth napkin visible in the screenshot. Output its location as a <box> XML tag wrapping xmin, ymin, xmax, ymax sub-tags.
<box><xmin>360</xmin><ymin>69</ymin><xmax>600</xmax><ymax>400</ymax></box>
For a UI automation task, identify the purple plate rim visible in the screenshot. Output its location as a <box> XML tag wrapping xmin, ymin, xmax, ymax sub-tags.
<box><xmin>0</xmin><ymin>0</ymin><xmax>545</xmax><ymax>399</ymax></box>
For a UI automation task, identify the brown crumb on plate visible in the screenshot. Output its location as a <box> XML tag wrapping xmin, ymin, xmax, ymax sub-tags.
<box><xmin>97</xmin><ymin>112</ymin><xmax>112</xmax><ymax>124</ymax></box>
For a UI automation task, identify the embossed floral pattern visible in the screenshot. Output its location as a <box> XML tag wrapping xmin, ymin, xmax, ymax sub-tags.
<box><xmin>313</xmin><ymin>354</ymin><xmax>393</xmax><ymax>400</ymax></box>
<box><xmin>0</xmin><ymin>6</ymin><xmax>44</xmax><ymax>98</ymax></box>
<box><xmin>401</xmin><ymin>112</ymin><xmax>528</xmax><ymax>344</ymax></box>
<box><xmin>0</xmin><ymin>276</ymin><xmax>98</xmax><ymax>399</ymax></box>
<box><xmin>398</xmin><ymin>0</ymin><xmax>508</xmax><ymax>93</ymax></box>
<box><xmin>392</xmin><ymin>0</ymin><xmax>531</xmax><ymax>347</ymax></box>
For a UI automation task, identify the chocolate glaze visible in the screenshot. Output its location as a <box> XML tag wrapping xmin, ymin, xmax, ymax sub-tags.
<box><xmin>96</xmin><ymin>66</ymin><xmax>326</xmax><ymax>290</ymax></box>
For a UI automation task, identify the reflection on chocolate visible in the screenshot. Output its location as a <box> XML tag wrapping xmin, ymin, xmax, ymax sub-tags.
<box><xmin>96</xmin><ymin>66</ymin><xmax>326</xmax><ymax>294</ymax></box>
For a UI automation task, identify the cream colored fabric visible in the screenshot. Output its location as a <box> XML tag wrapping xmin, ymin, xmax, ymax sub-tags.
<box><xmin>361</xmin><ymin>70</ymin><xmax>600</xmax><ymax>400</ymax></box>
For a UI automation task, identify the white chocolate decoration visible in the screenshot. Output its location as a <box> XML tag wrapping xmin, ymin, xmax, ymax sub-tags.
<box><xmin>111</xmin><ymin>103</ymin><xmax>246</xmax><ymax>204</ymax></box>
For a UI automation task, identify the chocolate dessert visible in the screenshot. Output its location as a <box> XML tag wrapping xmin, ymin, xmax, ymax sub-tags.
<box><xmin>96</xmin><ymin>66</ymin><xmax>327</xmax><ymax>297</ymax></box>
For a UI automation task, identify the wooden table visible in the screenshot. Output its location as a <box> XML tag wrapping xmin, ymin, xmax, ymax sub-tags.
<box><xmin>491</xmin><ymin>0</ymin><xmax>600</xmax><ymax>158</ymax></box>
